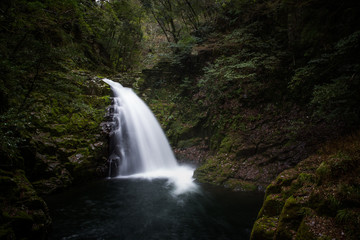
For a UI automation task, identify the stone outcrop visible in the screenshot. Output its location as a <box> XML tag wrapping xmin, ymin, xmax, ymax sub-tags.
<box><xmin>193</xmin><ymin>104</ymin><xmax>335</xmax><ymax>191</ymax></box>
<box><xmin>26</xmin><ymin>73</ymin><xmax>110</xmax><ymax>195</ymax></box>
<box><xmin>250</xmin><ymin>132</ymin><xmax>360</xmax><ymax>239</ymax></box>
<box><xmin>0</xmin><ymin>170</ymin><xmax>51</xmax><ymax>239</ymax></box>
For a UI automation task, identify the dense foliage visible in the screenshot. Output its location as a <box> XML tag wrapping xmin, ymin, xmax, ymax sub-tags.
<box><xmin>147</xmin><ymin>0</ymin><xmax>360</xmax><ymax>140</ymax></box>
<box><xmin>143</xmin><ymin>0</ymin><xmax>360</xmax><ymax>191</ymax></box>
<box><xmin>251</xmin><ymin>131</ymin><xmax>360</xmax><ymax>239</ymax></box>
<box><xmin>0</xmin><ymin>0</ymin><xmax>144</xmax><ymax>167</ymax></box>
<box><xmin>141</xmin><ymin>1</ymin><xmax>360</xmax><ymax>238</ymax></box>
<box><xmin>1</xmin><ymin>0</ymin><xmax>360</xmax><ymax>238</ymax></box>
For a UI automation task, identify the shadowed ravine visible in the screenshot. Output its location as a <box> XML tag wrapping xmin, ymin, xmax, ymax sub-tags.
<box><xmin>45</xmin><ymin>79</ymin><xmax>264</xmax><ymax>240</ymax></box>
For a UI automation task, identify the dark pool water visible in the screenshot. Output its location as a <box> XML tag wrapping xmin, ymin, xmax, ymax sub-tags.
<box><xmin>46</xmin><ymin>178</ymin><xmax>264</xmax><ymax>240</ymax></box>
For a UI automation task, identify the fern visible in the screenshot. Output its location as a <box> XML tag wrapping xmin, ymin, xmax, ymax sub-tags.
<box><xmin>336</xmin><ymin>209</ymin><xmax>352</xmax><ymax>223</ymax></box>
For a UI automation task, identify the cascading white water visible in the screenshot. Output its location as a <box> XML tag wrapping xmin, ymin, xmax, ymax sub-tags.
<box><xmin>103</xmin><ymin>78</ymin><xmax>197</xmax><ymax>195</ymax></box>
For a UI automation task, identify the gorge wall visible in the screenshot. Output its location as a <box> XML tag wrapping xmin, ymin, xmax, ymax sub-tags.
<box><xmin>0</xmin><ymin>72</ymin><xmax>110</xmax><ymax>239</ymax></box>
<box><xmin>1</xmin><ymin>0</ymin><xmax>360</xmax><ymax>239</ymax></box>
<box><xmin>139</xmin><ymin>1</ymin><xmax>360</xmax><ymax>238</ymax></box>
<box><xmin>142</xmin><ymin>0</ymin><xmax>360</xmax><ymax>191</ymax></box>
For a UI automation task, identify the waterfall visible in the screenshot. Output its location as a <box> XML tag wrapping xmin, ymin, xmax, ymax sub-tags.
<box><xmin>103</xmin><ymin>78</ymin><xmax>197</xmax><ymax>195</ymax></box>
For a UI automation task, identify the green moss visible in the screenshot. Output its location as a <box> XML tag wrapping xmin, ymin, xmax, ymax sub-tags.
<box><xmin>223</xmin><ymin>178</ymin><xmax>257</xmax><ymax>191</ymax></box>
<box><xmin>209</xmin><ymin>132</ymin><xmax>225</xmax><ymax>151</ymax></box>
<box><xmin>275</xmin><ymin>196</ymin><xmax>304</xmax><ymax>239</ymax></box>
<box><xmin>4</xmin><ymin>210</ymin><xmax>33</xmax><ymax>222</ymax></box>
<box><xmin>70</xmin><ymin>113</ymin><xmax>88</xmax><ymax>130</ymax></box>
<box><xmin>72</xmin><ymin>160</ymin><xmax>97</xmax><ymax>181</ymax></box>
<box><xmin>32</xmin><ymin>178</ymin><xmax>61</xmax><ymax>195</ymax></box>
<box><xmin>0</xmin><ymin>227</ymin><xmax>15</xmax><ymax>239</ymax></box>
<box><xmin>295</xmin><ymin>218</ymin><xmax>316</xmax><ymax>240</ymax></box>
<box><xmin>13</xmin><ymin>170</ymin><xmax>37</xmax><ymax>196</ymax></box>
<box><xmin>48</xmin><ymin>123</ymin><xmax>68</xmax><ymax>135</ymax></box>
<box><xmin>258</xmin><ymin>194</ymin><xmax>285</xmax><ymax>217</ymax></box>
<box><xmin>250</xmin><ymin>216</ymin><xmax>279</xmax><ymax>240</ymax></box>
<box><xmin>177</xmin><ymin>138</ymin><xmax>202</xmax><ymax>148</ymax></box>
<box><xmin>297</xmin><ymin>173</ymin><xmax>315</xmax><ymax>184</ymax></box>
<box><xmin>0</xmin><ymin>175</ymin><xmax>13</xmax><ymax>184</ymax></box>
<box><xmin>54</xmin><ymin>135</ymin><xmax>83</xmax><ymax>149</ymax></box>
<box><xmin>315</xmin><ymin>162</ymin><xmax>330</xmax><ymax>183</ymax></box>
<box><xmin>329</xmin><ymin>152</ymin><xmax>358</xmax><ymax>176</ymax></box>
<box><xmin>58</xmin><ymin>115</ymin><xmax>70</xmax><ymax>124</ymax></box>
<box><xmin>281</xmin><ymin>196</ymin><xmax>301</xmax><ymax>218</ymax></box>
<box><xmin>132</xmin><ymin>76</ymin><xmax>145</xmax><ymax>90</ymax></box>
<box><xmin>0</xmin><ymin>169</ymin><xmax>13</xmax><ymax>177</ymax></box>
<box><xmin>219</xmin><ymin>136</ymin><xmax>233</xmax><ymax>153</ymax></box>
<box><xmin>337</xmin><ymin>183</ymin><xmax>360</xmax><ymax>206</ymax></box>
<box><xmin>308</xmin><ymin>192</ymin><xmax>326</xmax><ymax>214</ymax></box>
<box><xmin>265</xmin><ymin>183</ymin><xmax>282</xmax><ymax>195</ymax></box>
<box><xmin>309</xmin><ymin>192</ymin><xmax>340</xmax><ymax>216</ymax></box>
<box><xmin>194</xmin><ymin>155</ymin><xmax>238</xmax><ymax>186</ymax></box>
<box><xmin>274</xmin><ymin>169</ymin><xmax>298</xmax><ymax>187</ymax></box>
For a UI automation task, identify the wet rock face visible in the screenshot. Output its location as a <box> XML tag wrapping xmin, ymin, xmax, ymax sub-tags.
<box><xmin>0</xmin><ymin>170</ymin><xmax>51</xmax><ymax>240</ymax></box>
<box><xmin>0</xmin><ymin>70</ymin><xmax>112</xmax><ymax>238</ymax></box>
<box><xmin>102</xmin><ymin>96</ymin><xmax>121</xmax><ymax>178</ymax></box>
<box><xmin>192</xmin><ymin>103</ymin><xmax>336</xmax><ymax>191</ymax></box>
<box><xmin>140</xmin><ymin>49</ymin><xmax>341</xmax><ymax>193</ymax></box>
<box><xmin>18</xmin><ymin>73</ymin><xmax>111</xmax><ymax>196</ymax></box>
<box><xmin>250</xmin><ymin>132</ymin><xmax>360</xmax><ymax>240</ymax></box>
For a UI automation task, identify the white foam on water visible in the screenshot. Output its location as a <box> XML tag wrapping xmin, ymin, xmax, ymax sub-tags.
<box><xmin>117</xmin><ymin>165</ymin><xmax>199</xmax><ymax>196</ymax></box>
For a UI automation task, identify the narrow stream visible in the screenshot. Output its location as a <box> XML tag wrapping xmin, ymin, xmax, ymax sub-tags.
<box><xmin>46</xmin><ymin>178</ymin><xmax>263</xmax><ymax>240</ymax></box>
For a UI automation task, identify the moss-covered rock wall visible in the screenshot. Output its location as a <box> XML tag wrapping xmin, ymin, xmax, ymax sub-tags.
<box><xmin>251</xmin><ymin>132</ymin><xmax>360</xmax><ymax>239</ymax></box>
<box><xmin>140</xmin><ymin>0</ymin><xmax>360</xmax><ymax>193</ymax></box>
<box><xmin>0</xmin><ymin>70</ymin><xmax>111</xmax><ymax>238</ymax></box>
<box><xmin>0</xmin><ymin>169</ymin><xmax>51</xmax><ymax>239</ymax></box>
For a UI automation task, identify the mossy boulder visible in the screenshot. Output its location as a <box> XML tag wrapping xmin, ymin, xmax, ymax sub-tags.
<box><xmin>32</xmin><ymin>173</ymin><xmax>72</xmax><ymax>196</ymax></box>
<box><xmin>296</xmin><ymin>217</ymin><xmax>317</xmax><ymax>240</ymax></box>
<box><xmin>250</xmin><ymin>216</ymin><xmax>279</xmax><ymax>240</ymax></box>
<box><xmin>0</xmin><ymin>170</ymin><xmax>51</xmax><ymax>239</ymax></box>
<box><xmin>194</xmin><ymin>155</ymin><xmax>238</xmax><ymax>186</ymax></box>
<box><xmin>21</xmin><ymin>73</ymin><xmax>110</xmax><ymax>195</ymax></box>
<box><xmin>219</xmin><ymin>136</ymin><xmax>234</xmax><ymax>154</ymax></box>
<box><xmin>251</xmin><ymin>131</ymin><xmax>360</xmax><ymax>240</ymax></box>
<box><xmin>177</xmin><ymin>138</ymin><xmax>202</xmax><ymax>149</ymax></box>
<box><xmin>194</xmin><ymin>154</ymin><xmax>263</xmax><ymax>191</ymax></box>
<box><xmin>315</xmin><ymin>162</ymin><xmax>331</xmax><ymax>184</ymax></box>
<box><xmin>223</xmin><ymin>178</ymin><xmax>258</xmax><ymax>191</ymax></box>
<box><xmin>257</xmin><ymin>194</ymin><xmax>285</xmax><ymax>218</ymax></box>
<box><xmin>274</xmin><ymin>196</ymin><xmax>304</xmax><ymax>240</ymax></box>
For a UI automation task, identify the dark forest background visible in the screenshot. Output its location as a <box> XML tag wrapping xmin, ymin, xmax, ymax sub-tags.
<box><xmin>1</xmin><ymin>0</ymin><xmax>360</xmax><ymax>239</ymax></box>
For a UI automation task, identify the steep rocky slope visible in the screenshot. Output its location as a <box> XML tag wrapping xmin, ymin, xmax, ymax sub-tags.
<box><xmin>251</xmin><ymin>131</ymin><xmax>360</xmax><ymax>239</ymax></box>
<box><xmin>141</xmin><ymin>0</ymin><xmax>360</xmax><ymax>192</ymax></box>
<box><xmin>142</xmin><ymin>33</ymin><xmax>343</xmax><ymax>191</ymax></box>
<box><xmin>0</xmin><ymin>170</ymin><xmax>51</xmax><ymax>239</ymax></box>
<box><xmin>0</xmin><ymin>71</ymin><xmax>110</xmax><ymax>239</ymax></box>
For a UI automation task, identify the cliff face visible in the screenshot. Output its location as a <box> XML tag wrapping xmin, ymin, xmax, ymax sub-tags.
<box><xmin>28</xmin><ymin>73</ymin><xmax>110</xmax><ymax>194</ymax></box>
<box><xmin>140</xmin><ymin>1</ymin><xmax>360</xmax><ymax>236</ymax></box>
<box><xmin>0</xmin><ymin>71</ymin><xmax>110</xmax><ymax>238</ymax></box>
<box><xmin>251</xmin><ymin>132</ymin><xmax>360</xmax><ymax>240</ymax></box>
<box><xmin>0</xmin><ymin>170</ymin><xmax>51</xmax><ymax>239</ymax></box>
<box><xmin>1</xmin><ymin>0</ymin><xmax>359</xmax><ymax>238</ymax></box>
<box><xmin>141</xmin><ymin>0</ymin><xmax>360</xmax><ymax>192</ymax></box>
